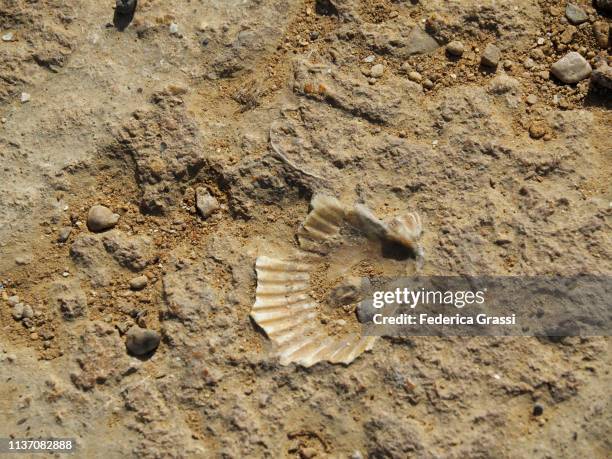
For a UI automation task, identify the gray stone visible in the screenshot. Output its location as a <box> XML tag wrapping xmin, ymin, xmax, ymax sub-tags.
<box><xmin>565</xmin><ymin>4</ymin><xmax>588</xmax><ymax>25</ymax></box>
<box><xmin>126</xmin><ymin>326</ymin><xmax>161</xmax><ymax>355</ymax></box>
<box><xmin>404</xmin><ymin>28</ymin><xmax>439</xmax><ymax>55</ymax></box>
<box><xmin>446</xmin><ymin>41</ymin><xmax>464</xmax><ymax>57</ymax></box>
<box><xmin>196</xmin><ymin>188</ymin><xmax>219</xmax><ymax>219</ymax></box>
<box><xmin>591</xmin><ymin>63</ymin><xmax>612</xmax><ymax>89</ymax></box>
<box><xmin>129</xmin><ymin>275</ymin><xmax>149</xmax><ymax>291</ymax></box>
<box><xmin>58</xmin><ymin>226</ymin><xmax>72</xmax><ymax>243</ymax></box>
<box><xmin>551</xmin><ymin>52</ymin><xmax>592</xmax><ymax>83</ymax></box>
<box><xmin>87</xmin><ymin>205</ymin><xmax>119</xmax><ymax>232</ymax></box>
<box><xmin>481</xmin><ymin>44</ymin><xmax>501</xmax><ymax>68</ymax></box>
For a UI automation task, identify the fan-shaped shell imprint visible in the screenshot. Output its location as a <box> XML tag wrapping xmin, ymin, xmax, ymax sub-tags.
<box><xmin>252</xmin><ymin>195</ymin><xmax>423</xmax><ymax>367</ymax></box>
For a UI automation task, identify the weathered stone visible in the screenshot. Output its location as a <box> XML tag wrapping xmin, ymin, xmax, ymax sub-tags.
<box><xmin>591</xmin><ymin>63</ymin><xmax>612</xmax><ymax>89</ymax></box>
<box><xmin>50</xmin><ymin>280</ymin><xmax>88</xmax><ymax>320</ymax></box>
<box><xmin>481</xmin><ymin>43</ymin><xmax>501</xmax><ymax>68</ymax></box>
<box><xmin>196</xmin><ymin>188</ymin><xmax>219</xmax><ymax>219</ymax></box>
<box><xmin>129</xmin><ymin>275</ymin><xmax>149</xmax><ymax>291</ymax></box>
<box><xmin>370</xmin><ymin>64</ymin><xmax>384</xmax><ymax>78</ymax></box>
<box><xmin>592</xmin><ymin>22</ymin><xmax>610</xmax><ymax>49</ymax></box>
<box><xmin>58</xmin><ymin>226</ymin><xmax>72</xmax><ymax>243</ymax></box>
<box><xmin>565</xmin><ymin>4</ymin><xmax>588</xmax><ymax>25</ymax></box>
<box><xmin>446</xmin><ymin>41</ymin><xmax>464</xmax><ymax>57</ymax></box>
<box><xmin>87</xmin><ymin>205</ymin><xmax>119</xmax><ymax>232</ymax></box>
<box><xmin>551</xmin><ymin>52</ymin><xmax>592</xmax><ymax>84</ymax></box>
<box><xmin>126</xmin><ymin>326</ymin><xmax>161</xmax><ymax>355</ymax></box>
<box><xmin>404</xmin><ymin>27</ymin><xmax>439</xmax><ymax>55</ymax></box>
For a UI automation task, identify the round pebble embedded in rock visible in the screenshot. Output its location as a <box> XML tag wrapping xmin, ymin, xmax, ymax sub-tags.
<box><xmin>87</xmin><ymin>205</ymin><xmax>120</xmax><ymax>232</ymax></box>
<box><xmin>129</xmin><ymin>275</ymin><xmax>148</xmax><ymax>291</ymax></box>
<box><xmin>126</xmin><ymin>326</ymin><xmax>161</xmax><ymax>355</ymax></box>
<box><xmin>529</xmin><ymin>121</ymin><xmax>547</xmax><ymax>139</ymax></box>
<box><xmin>446</xmin><ymin>41</ymin><xmax>464</xmax><ymax>57</ymax></box>
<box><xmin>370</xmin><ymin>64</ymin><xmax>384</xmax><ymax>78</ymax></box>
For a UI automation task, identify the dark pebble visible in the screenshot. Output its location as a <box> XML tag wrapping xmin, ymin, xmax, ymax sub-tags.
<box><xmin>533</xmin><ymin>403</ymin><xmax>544</xmax><ymax>416</ymax></box>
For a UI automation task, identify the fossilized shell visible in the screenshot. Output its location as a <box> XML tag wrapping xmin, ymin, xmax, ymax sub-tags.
<box><xmin>252</xmin><ymin>194</ymin><xmax>423</xmax><ymax>367</ymax></box>
<box><xmin>384</xmin><ymin>212</ymin><xmax>423</xmax><ymax>250</ymax></box>
<box><xmin>253</xmin><ymin>256</ymin><xmax>377</xmax><ymax>366</ymax></box>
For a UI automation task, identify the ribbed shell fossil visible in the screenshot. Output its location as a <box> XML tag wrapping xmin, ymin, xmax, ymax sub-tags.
<box><xmin>252</xmin><ymin>195</ymin><xmax>423</xmax><ymax>367</ymax></box>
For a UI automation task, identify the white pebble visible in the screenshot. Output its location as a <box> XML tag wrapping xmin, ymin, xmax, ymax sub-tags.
<box><xmin>20</xmin><ymin>92</ymin><xmax>30</xmax><ymax>103</ymax></box>
<box><xmin>169</xmin><ymin>23</ymin><xmax>179</xmax><ymax>35</ymax></box>
<box><xmin>2</xmin><ymin>32</ymin><xmax>14</xmax><ymax>42</ymax></box>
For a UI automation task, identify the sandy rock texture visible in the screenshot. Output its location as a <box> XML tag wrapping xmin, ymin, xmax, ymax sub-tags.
<box><xmin>0</xmin><ymin>0</ymin><xmax>610</xmax><ymax>457</ymax></box>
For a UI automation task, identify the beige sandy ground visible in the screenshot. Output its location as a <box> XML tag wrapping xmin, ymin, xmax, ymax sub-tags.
<box><xmin>0</xmin><ymin>0</ymin><xmax>610</xmax><ymax>457</ymax></box>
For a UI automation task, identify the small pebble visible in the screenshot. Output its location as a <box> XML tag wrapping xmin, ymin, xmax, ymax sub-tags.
<box><xmin>446</xmin><ymin>40</ymin><xmax>464</xmax><ymax>57</ymax></box>
<box><xmin>526</xmin><ymin>94</ymin><xmax>538</xmax><ymax>105</ymax></box>
<box><xmin>8</xmin><ymin>295</ymin><xmax>20</xmax><ymax>306</ymax></box>
<box><xmin>87</xmin><ymin>205</ymin><xmax>120</xmax><ymax>232</ymax></box>
<box><xmin>20</xmin><ymin>92</ymin><xmax>30</xmax><ymax>103</ymax></box>
<box><xmin>481</xmin><ymin>43</ymin><xmax>501</xmax><ymax>68</ymax></box>
<box><xmin>2</xmin><ymin>32</ymin><xmax>14</xmax><ymax>41</ymax></box>
<box><xmin>523</xmin><ymin>57</ymin><xmax>536</xmax><ymax>69</ymax></box>
<box><xmin>169</xmin><ymin>23</ymin><xmax>179</xmax><ymax>35</ymax></box>
<box><xmin>58</xmin><ymin>226</ymin><xmax>72</xmax><ymax>243</ymax></box>
<box><xmin>370</xmin><ymin>63</ymin><xmax>384</xmax><ymax>78</ymax></box>
<box><xmin>423</xmin><ymin>78</ymin><xmax>434</xmax><ymax>89</ymax></box>
<box><xmin>126</xmin><ymin>326</ymin><xmax>161</xmax><ymax>355</ymax></box>
<box><xmin>407</xmin><ymin>71</ymin><xmax>422</xmax><ymax>82</ymax></box>
<box><xmin>533</xmin><ymin>403</ymin><xmax>544</xmax><ymax>416</ymax></box>
<box><xmin>22</xmin><ymin>304</ymin><xmax>33</xmax><ymax>319</ymax></box>
<box><xmin>12</xmin><ymin>303</ymin><xmax>24</xmax><ymax>320</ymax></box>
<box><xmin>196</xmin><ymin>188</ymin><xmax>219</xmax><ymax>219</ymax></box>
<box><xmin>363</xmin><ymin>55</ymin><xmax>375</xmax><ymax>63</ymax></box>
<box><xmin>356</xmin><ymin>299</ymin><xmax>377</xmax><ymax>324</ymax></box>
<box><xmin>129</xmin><ymin>275</ymin><xmax>148</xmax><ymax>291</ymax></box>
<box><xmin>529</xmin><ymin>121</ymin><xmax>547</xmax><ymax>139</ymax></box>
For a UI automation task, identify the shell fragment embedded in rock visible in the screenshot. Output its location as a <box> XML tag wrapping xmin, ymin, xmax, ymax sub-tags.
<box><xmin>252</xmin><ymin>194</ymin><xmax>424</xmax><ymax>367</ymax></box>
